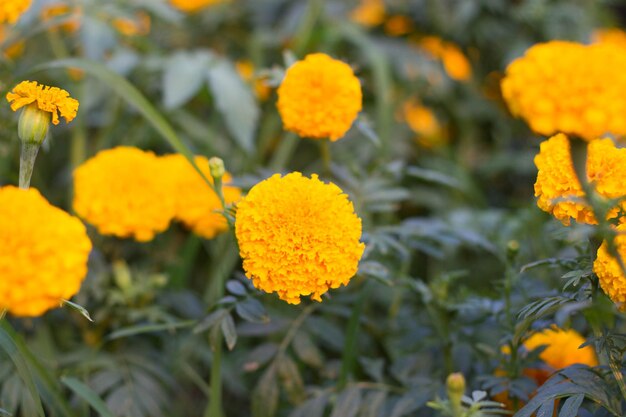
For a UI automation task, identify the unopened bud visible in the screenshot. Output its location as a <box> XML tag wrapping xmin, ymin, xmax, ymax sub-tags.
<box><xmin>18</xmin><ymin>103</ymin><xmax>50</xmax><ymax>145</ymax></box>
<box><xmin>208</xmin><ymin>157</ymin><xmax>225</xmax><ymax>180</ymax></box>
<box><xmin>447</xmin><ymin>372</ymin><xmax>465</xmax><ymax>416</ymax></box>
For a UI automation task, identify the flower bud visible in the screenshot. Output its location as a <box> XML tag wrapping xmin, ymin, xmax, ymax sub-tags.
<box><xmin>446</xmin><ymin>372</ymin><xmax>466</xmax><ymax>416</ymax></box>
<box><xmin>18</xmin><ymin>103</ymin><xmax>50</xmax><ymax>145</ymax></box>
<box><xmin>209</xmin><ymin>157</ymin><xmax>225</xmax><ymax>180</ymax></box>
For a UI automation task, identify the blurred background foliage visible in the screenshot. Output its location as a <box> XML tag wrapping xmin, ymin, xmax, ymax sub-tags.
<box><xmin>1</xmin><ymin>0</ymin><xmax>626</xmax><ymax>416</ymax></box>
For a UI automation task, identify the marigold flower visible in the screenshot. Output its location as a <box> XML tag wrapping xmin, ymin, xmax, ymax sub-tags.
<box><xmin>236</xmin><ymin>60</ymin><xmax>271</xmax><ymax>101</ymax></box>
<box><xmin>169</xmin><ymin>0</ymin><xmax>225</xmax><ymax>13</ymax></box>
<box><xmin>162</xmin><ymin>154</ymin><xmax>241</xmax><ymax>239</ymax></box>
<box><xmin>403</xmin><ymin>99</ymin><xmax>448</xmax><ymax>148</ymax></box>
<box><xmin>534</xmin><ymin>134</ymin><xmax>626</xmax><ymax>225</ymax></box>
<box><xmin>0</xmin><ymin>0</ymin><xmax>32</xmax><ymax>24</ymax></box>
<box><xmin>40</xmin><ymin>3</ymin><xmax>81</xmax><ymax>32</ymax></box>
<box><xmin>594</xmin><ymin>225</ymin><xmax>626</xmax><ymax>309</ymax></box>
<box><xmin>501</xmin><ymin>41</ymin><xmax>626</xmax><ymax>139</ymax></box>
<box><xmin>0</xmin><ymin>25</ymin><xmax>25</xmax><ymax>58</ymax></box>
<box><xmin>235</xmin><ymin>172</ymin><xmax>365</xmax><ymax>304</ymax></box>
<box><xmin>349</xmin><ymin>0</ymin><xmax>385</xmax><ymax>27</ymax></box>
<box><xmin>418</xmin><ymin>36</ymin><xmax>472</xmax><ymax>81</ymax></box>
<box><xmin>112</xmin><ymin>11</ymin><xmax>150</xmax><ymax>37</ymax></box>
<box><xmin>384</xmin><ymin>15</ymin><xmax>413</xmax><ymax>36</ymax></box>
<box><xmin>0</xmin><ymin>186</ymin><xmax>91</xmax><ymax>317</ymax></box>
<box><xmin>277</xmin><ymin>53</ymin><xmax>362</xmax><ymax>141</ymax></box>
<box><xmin>73</xmin><ymin>147</ymin><xmax>176</xmax><ymax>242</ymax></box>
<box><xmin>593</xmin><ymin>28</ymin><xmax>626</xmax><ymax>49</ymax></box>
<box><xmin>6</xmin><ymin>81</ymin><xmax>79</xmax><ymax>125</ymax></box>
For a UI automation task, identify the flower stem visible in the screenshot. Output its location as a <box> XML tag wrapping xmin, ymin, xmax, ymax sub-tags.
<box><xmin>339</xmin><ymin>281</ymin><xmax>370</xmax><ymax>389</ymax></box>
<box><xmin>320</xmin><ymin>139</ymin><xmax>331</xmax><ymax>176</ymax></box>
<box><xmin>19</xmin><ymin>142</ymin><xmax>40</xmax><ymax>189</ymax></box>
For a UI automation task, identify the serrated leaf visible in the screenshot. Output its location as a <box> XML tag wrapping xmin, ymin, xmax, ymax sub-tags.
<box><xmin>288</xmin><ymin>394</ymin><xmax>329</xmax><ymax>417</ymax></box>
<box><xmin>206</xmin><ymin>58</ymin><xmax>259</xmax><ymax>153</ymax></box>
<box><xmin>221</xmin><ymin>313</ymin><xmax>237</xmax><ymax>350</ymax></box>
<box><xmin>244</xmin><ymin>343</ymin><xmax>279</xmax><ymax>372</ymax></box>
<box><xmin>163</xmin><ymin>50</ymin><xmax>214</xmax><ymax>109</ymax></box>
<box><xmin>252</xmin><ymin>366</ymin><xmax>279</xmax><ymax>417</ymax></box>
<box><xmin>535</xmin><ymin>400</ymin><xmax>554</xmax><ymax>417</ymax></box>
<box><xmin>330</xmin><ymin>388</ymin><xmax>362</xmax><ymax>417</ymax></box>
<box><xmin>235</xmin><ymin>298</ymin><xmax>269</xmax><ymax>323</ymax></box>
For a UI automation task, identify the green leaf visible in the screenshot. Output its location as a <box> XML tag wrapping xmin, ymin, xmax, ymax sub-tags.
<box><xmin>252</xmin><ymin>365</ymin><xmax>279</xmax><ymax>417</ymax></box>
<box><xmin>226</xmin><ymin>280</ymin><xmax>248</xmax><ymax>296</ymax></box>
<box><xmin>62</xmin><ymin>377</ymin><xmax>115</xmax><ymax>417</ymax></box>
<box><xmin>163</xmin><ymin>50</ymin><xmax>214</xmax><ymax>109</ymax></box>
<box><xmin>62</xmin><ymin>299</ymin><xmax>94</xmax><ymax>322</ymax></box>
<box><xmin>288</xmin><ymin>394</ymin><xmax>329</xmax><ymax>417</ymax></box>
<box><xmin>0</xmin><ymin>407</ymin><xmax>10</xmax><ymax>416</ymax></box>
<box><xmin>277</xmin><ymin>355</ymin><xmax>305</xmax><ymax>404</ymax></box>
<box><xmin>235</xmin><ymin>299</ymin><xmax>269</xmax><ymax>323</ymax></box>
<box><xmin>206</xmin><ymin>58</ymin><xmax>259</xmax><ymax>153</ymax></box>
<box><xmin>194</xmin><ymin>309</ymin><xmax>228</xmax><ymax>334</ymax></box>
<box><xmin>220</xmin><ymin>313</ymin><xmax>238</xmax><ymax>350</ymax></box>
<box><xmin>330</xmin><ymin>388</ymin><xmax>362</xmax><ymax>417</ymax></box>
<box><xmin>105</xmin><ymin>320</ymin><xmax>195</xmax><ymax>341</ymax></box>
<box><xmin>558</xmin><ymin>394</ymin><xmax>584</xmax><ymax>417</ymax></box>
<box><xmin>292</xmin><ymin>332</ymin><xmax>324</xmax><ymax>368</ymax></box>
<box><xmin>536</xmin><ymin>401</ymin><xmax>554</xmax><ymax>417</ymax></box>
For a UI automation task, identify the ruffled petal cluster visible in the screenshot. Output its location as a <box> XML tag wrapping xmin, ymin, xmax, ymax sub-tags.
<box><xmin>6</xmin><ymin>81</ymin><xmax>79</xmax><ymax>125</ymax></box>
<box><xmin>73</xmin><ymin>147</ymin><xmax>176</xmax><ymax>242</ymax></box>
<box><xmin>162</xmin><ymin>154</ymin><xmax>241</xmax><ymax>239</ymax></box>
<box><xmin>417</xmin><ymin>36</ymin><xmax>472</xmax><ymax>81</ymax></box>
<box><xmin>501</xmin><ymin>41</ymin><xmax>626</xmax><ymax>139</ymax></box>
<box><xmin>594</xmin><ymin>224</ymin><xmax>626</xmax><ymax>309</ymax></box>
<box><xmin>169</xmin><ymin>0</ymin><xmax>224</xmax><ymax>13</ymax></box>
<box><xmin>534</xmin><ymin>134</ymin><xmax>626</xmax><ymax>225</ymax></box>
<box><xmin>235</xmin><ymin>172</ymin><xmax>365</xmax><ymax>304</ymax></box>
<box><xmin>0</xmin><ymin>0</ymin><xmax>32</xmax><ymax>24</ymax></box>
<box><xmin>593</xmin><ymin>28</ymin><xmax>626</xmax><ymax>49</ymax></box>
<box><xmin>0</xmin><ymin>186</ymin><xmax>91</xmax><ymax>317</ymax></box>
<box><xmin>277</xmin><ymin>53</ymin><xmax>362</xmax><ymax>141</ymax></box>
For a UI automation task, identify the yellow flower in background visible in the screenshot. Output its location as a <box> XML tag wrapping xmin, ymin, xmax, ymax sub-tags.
<box><xmin>418</xmin><ymin>36</ymin><xmax>472</xmax><ymax>81</ymax></box>
<box><xmin>403</xmin><ymin>99</ymin><xmax>448</xmax><ymax>148</ymax></box>
<box><xmin>236</xmin><ymin>60</ymin><xmax>272</xmax><ymax>101</ymax></box>
<box><xmin>73</xmin><ymin>147</ymin><xmax>176</xmax><ymax>242</ymax></box>
<box><xmin>235</xmin><ymin>172</ymin><xmax>365</xmax><ymax>304</ymax></box>
<box><xmin>162</xmin><ymin>154</ymin><xmax>241</xmax><ymax>239</ymax></box>
<box><xmin>501</xmin><ymin>41</ymin><xmax>626</xmax><ymax>139</ymax></box>
<box><xmin>0</xmin><ymin>0</ymin><xmax>32</xmax><ymax>24</ymax></box>
<box><xmin>593</xmin><ymin>28</ymin><xmax>626</xmax><ymax>49</ymax></box>
<box><xmin>0</xmin><ymin>25</ymin><xmax>25</xmax><ymax>58</ymax></box>
<box><xmin>6</xmin><ymin>81</ymin><xmax>79</xmax><ymax>125</ymax></box>
<box><xmin>534</xmin><ymin>134</ymin><xmax>626</xmax><ymax>226</ymax></box>
<box><xmin>0</xmin><ymin>186</ymin><xmax>91</xmax><ymax>317</ymax></box>
<box><xmin>594</xmin><ymin>225</ymin><xmax>626</xmax><ymax>310</ymax></box>
<box><xmin>349</xmin><ymin>0</ymin><xmax>385</xmax><ymax>27</ymax></box>
<box><xmin>277</xmin><ymin>53</ymin><xmax>362</xmax><ymax>141</ymax></box>
<box><xmin>384</xmin><ymin>15</ymin><xmax>413</xmax><ymax>36</ymax></box>
<box><xmin>112</xmin><ymin>11</ymin><xmax>151</xmax><ymax>37</ymax></box>
<box><xmin>40</xmin><ymin>2</ymin><xmax>81</xmax><ymax>32</ymax></box>
<box><xmin>170</xmin><ymin>0</ymin><xmax>225</xmax><ymax>13</ymax></box>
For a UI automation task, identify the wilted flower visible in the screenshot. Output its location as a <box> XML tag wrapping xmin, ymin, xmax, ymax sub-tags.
<box><xmin>235</xmin><ymin>172</ymin><xmax>365</xmax><ymax>304</ymax></box>
<box><xmin>0</xmin><ymin>186</ymin><xmax>92</xmax><ymax>317</ymax></box>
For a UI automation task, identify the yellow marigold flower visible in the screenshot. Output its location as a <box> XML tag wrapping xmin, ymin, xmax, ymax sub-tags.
<box><xmin>594</xmin><ymin>225</ymin><xmax>626</xmax><ymax>309</ymax></box>
<box><xmin>384</xmin><ymin>15</ymin><xmax>413</xmax><ymax>36</ymax></box>
<box><xmin>502</xmin><ymin>41</ymin><xmax>626</xmax><ymax>139</ymax></box>
<box><xmin>349</xmin><ymin>0</ymin><xmax>385</xmax><ymax>27</ymax></box>
<box><xmin>169</xmin><ymin>0</ymin><xmax>225</xmax><ymax>13</ymax></box>
<box><xmin>235</xmin><ymin>172</ymin><xmax>365</xmax><ymax>304</ymax></box>
<box><xmin>236</xmin><ymin>60</ymin><xmax>272</xmax><ymax>101</ymax></box>
<box><xmin>0</xmin><ymin>25</ymin><xmax>25</xmax><ymax>58</ymax></box>
<box><xmin>112</xmin><ymin>11</ymin><xmax>151</xmax><ymax>37</ymax></box>
<box><xmin>277</xmin><ymin>53</ymin><xmax>362</xmax><ymax>141</ymax></box>
<box><xmin>161</xmin><ymin>154</ymin><xmax>241</xmax><ymax>239</ymax></box>
<box><xmin>0</xmin><ymin>186</ymin><xmax>91</xmax><ymax>317</ymax></box>
<box><xmin>403</xmin><ymin>98</ymin><xmax>448</xmax><ymax>148</ymax></box>
<box><xmin>40</xmin><ymin>3</ymin><xmax>81</xmax><ymax>32</ymax></box>
<box><xmin>0</xmin><ymin>0</ymin><xmax>32</xmax><ymax>24</ymax></box>
<box><xmin>534</xmin><ymin>134</ymin><xmax>626</xmax><ymax>225</ymax></box>
<box><xmin>593</xmin><ymin>28</ymin><xmax>626</xmax><ymax>49</ymax></box>
<box><xmin>6</xmin><ymin>81</ymin><xmax>79</xmax><ymax>125</ymax></box>
<box><xmin>418</xmin><ymin>36</ymin><xmax>472</xmax><ymax>81</ymax></box>
<box><xmin>73</xmin><ymin>147</ymin><xmax>176</xmax><ymax>242</ymax></box>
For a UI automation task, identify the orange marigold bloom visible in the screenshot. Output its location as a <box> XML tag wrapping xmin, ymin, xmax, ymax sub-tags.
<box><xmin>418</xmin><ymin>36</ymin><xmax>472</xmax><ymax>81</ymax></box>
<box><xmin>277</xmin><ymin>53</ymin><xmax>362</xmax><ymax>141</ymax></box>
<box><xmin>384</xmin><ymin>15</ymin><xmax>413</xmax><ymax>36</ymax></box>
<box><xmin>593</xmin><ymin>28</ymin><xmax>626</xmax><ymax>49</ymax></box>
<box><xmin>534</xmin><ymin>134</ymin><xmax>626</xmax><ymax>225</ymax></box>
<box><xmin>594</xmin><ymin>225</ymin><xmax>626</xmax><ymax>309</ymax></box>
<box><xmin>0</xmin><ymin>186</ymin><xmax>92</xmax><ymax>317</ymax></box>
<box><xmin>73</xmin><ymin>147</ymin><xmax>176</xmax><ymax>242</ymax></box>
<box><xmin>235</xmin><ymin>172</ymin><xmax>365</xmax><ymax>304</ymax></box>
<box><xmin>112</xmin><ymin>11</ymin><xmax>151</xmax><ymax>37</ymax></box>
<box><xmin>169</xmin><ymin>0</ymin><xmax>225</xmax><ymax>13</ymax></box>
<box><xmin>349</xmin><ymin>0</ymin><xmax>385</xmax><ymax>27</ymax></box>
<box><xmin>236</xmin><ymin>60</ymin><xmax>272</xmax><ymax>101</ymax></box>
<box><xmin>501</xmin><ymin>41</ymin><xmax>626</xmax><ymax>139</ymax></box>
<box><xmin>6</xmin><ymin>81</ymin><xmax>79</xmax><ymax>125</ymax></box>
<box><xmin>403</xmin><ymin>98</ymin><xmax>448</xmax><ymax>148</ymax></box>
<box><xmin>162</xmin><ymin>154</ymin><xmax>241</xmax><ymax>239</ymax></box>
<box><xmin>40</xmin><ymin>3</ymin><xmax>81</xmax><ymax>32</ymax></box>
<box><xmin>0</xmin><ymin>0</ymin><xmax>32</xmax><ymax>24</ymax></box>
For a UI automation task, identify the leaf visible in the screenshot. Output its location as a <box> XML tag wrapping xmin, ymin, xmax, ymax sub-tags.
<box><xmin>220</xmin><ymin>313</ymin><xmax>238</xmax><ymax>350</ymax></box>
<box><xmin>163</xmin><ymin>50</ymin><xmax>214</xmax><ymax>109</ymax></box>
<box><xmin>0</xmin><ymin>407</ymin><xmax>10</xmax><ymax>416</ymax></box>
<box><xmin>194</xmin><ymin>309</ymin><xmax>228</xmax><ymax>334</ymax></box>
<box><xmin>62</xmin><ymin>377</ymin><xmax>115</xmax><ymax>417</ymax></box>
<box><xmin>206</xmin><ymin>58</ymin><xmax>259</xmax><ymax>153</ymax></box>
<box><xmin>359</xmin><ymin>390</ymin><xmax>386</xmax><ymax>417</ymax></box>
<box><xmin>330</xmin><ymin>388</ymin><xmax>362</xmax><ymax>417</ymax></box>
<box><xmin>292</xmin><ymin>332</ymin><xmax>324</xmax><ymax>368</ymax></box>
<box><xmin>288</xmin><ymin>394</ymin><xmax>329</xmax><ymax>417</ymax></box>
<box><xmin>106</xmin><ymin>320</ymin><xmax>195</xmax><ymax>341</ymax></box>
<box><xmin>244</xmin><ymin>343</ymin><xmax>279</xmax><ymax>372</ymax></box>
<box><xmin>558</xmin><ymin>394</ymin><xmax>584</xmax><ymax>417</ymax></box>
<box><xmin>251</xmin><ymin>366</ymin><xmax>279</xmax><ymax>417</ymax></box>
<box><xmin>62</xmin><ymin>299</ymin><xmax>94</xmax><ymax>322</ymax></box>
<box><xmin>226</xmin><ymin>280</ymin><xmax>248</xmax><ymax>296</ymax></box>
<box><xmin>406</xmin><ymin>166</ymin><xmax>464</xmax><ymax>190</ymax></box>
<box><xmin>535</xmin><ymin>401</ymin><xmax>554</xmax><ymax>417</ymax></box>
<box><xmin>277</xmin><ymin>355</ymin><xmax>305</xmax><ymax>404</ymax></box>
<box><xmin>235</xmin><ymin>298</ymin><xmax>269</xmax><ymax>323</ymax></box>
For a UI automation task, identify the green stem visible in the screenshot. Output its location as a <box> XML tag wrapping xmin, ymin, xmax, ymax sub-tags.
<box><xmin>320</xmin><ymin>139</ymin><xmax>331</xmax><ymax>176</ymax></box>
<box><xmin>292</xmin><ymin>0</ymin><xmax>325</xmax><ymax>55</ymax></box>
<box><xmin>19</xmin><ymin>142</ymin><xmax>40</xmax><ymax>189</ymax></box>
<box><xmin>0</xmin><ymin>309</ymin><xmax>6</xmax><ymax>321</ymax></box>
<box><xmin>278</xmin><ymin>304</ymin><xmax>318</xmax><ymax>355</ymax></box>
<box><xmin>338</xmin><ymin>282</ymin><xmax>370</xmax><ymax>389</ymax></box>
<box><xmin>206</xmin><ymin>340</ymin><xmax>223</xmax><ymax>417</ymax></box>
<box><xmin>269</xmin><ymin>133</ymin><xmax>299</xmax><ymax>172</ymax></box>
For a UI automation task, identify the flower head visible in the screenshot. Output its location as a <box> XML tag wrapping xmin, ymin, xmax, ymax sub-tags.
<box><xmin>0</xmin><ymin>0</ymin><xmax>32</xmax><ymax>24</ymax></box>
<box><xmin>73</xmin><ymin>147</ymin><xmax>176</xmax><ymax>242</ymax></box>
<box><xmin>501</xmin><ymin>41</ymin><xmax>626</xmax><ymax>139</ymax></box>
<box><xmin>40</xmin><ymin>2</ymin><xmax>81</xmax><ymax>32</ymax></box>
<box><xmin>349</xmin><ymin>0</ymin><xmax>385</xmax><ymax>27</ymax></box>
<box><xmin>277</xmin><ymin>53</ymin><xmax>362</xmax><ymax>141</ymax></box>
<box><xmin>418</xmin><ymin>36</ymin><xmax>472</xmax><ymax>81</ymax></box>
<box><xmin>534</xmin><ymin>134</ymin><xmax>626</xmax><ymax>225</ymax></box>
<box><xmin>6</xmin><ymin>81</ymin><xmax>79</xmax><ymax>125</ymax></box>
<box><xmin>403</xmin><ymin>98</ymin><xmax>447</xmax><ymax>148</ymax></box>
<box><xmin>0</xmin><ymin>186</ymin><xmax>91</xmax><ymax>317</ymax></box>
<box><xmin>593</xmin><ymin>28</ymin><xmax>626</xmax><ymax>49</ymax></box>
<box><xmin>169</xmin><ymin>0</ymin><xmax>225</xmax><ymax>13</ymax></box>
<box><xmin>235</xmin><ymin>172</ymin><xmax>365</xmax><ymax>304</ymax></box>
<box><xmin>236</xmin><ymin>60</ymin><xmax>271</xmax><ymax>101</ymax></box>
<box><xmin>594</xmin><ymin>225</ymin><xmax>626</xmax><ymax>309</ymax></box>
<box><xmin>162</xmin><ymin>154</ymin><xmax>241</xmax><ymax>239</ymax></box>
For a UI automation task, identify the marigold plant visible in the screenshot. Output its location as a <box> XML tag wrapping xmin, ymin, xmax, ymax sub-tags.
<box><xmin>73</xmin><ymin>147</ymin><xmax>176</xmax><ymax>242</ymax></box>
<box><xmin>594</xmin><ymin>225</ymin><xmax>626</xmax><ymax>310</ymax></box>
<box><xmin>277</xmin><ymin>53</ymin><xmax>362</xmax><ymax>141</ymax></box>
<box><xmin>0</xmin><ymin>186</ymin><xmax>92</xmax><ymax>317</ymax></box>
<box><xmin>534</xmin><ymin>134</ymin><xmax>626</xmax><ymax>225</ymax></box>
<box><xmin>6</xmin><ymin>80</ymin><xmax>79</xmax><ymax>125</ymax></box>
<box><xmin>501</xmin><ymin>41</ymin><xmax>626</xmax><ymax>139</ymax></box>
<box><xmin>0</xmin><ymin>0</ymin><xmax>31</xmax><ymax>24</ymax></box>
<box><xmin>235</xmin><ymin>172</ymin><xmax>365</xmax><ymax>304</ymax></box>
<box><xmin>162</xmin><ymin>154</ymin><xmax>241</xmax><ymax>239</ymax></box>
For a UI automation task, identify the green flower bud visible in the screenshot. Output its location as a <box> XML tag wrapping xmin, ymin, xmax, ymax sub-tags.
<box><xmin>18</xmin><ymin>103</ymin><xmax>50</xmax><ymax>145</ymax></box>
<box><xmin>209</xmin><ymin>157</ymin><xmax>225</xmax><ymax>180</ymax></box>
